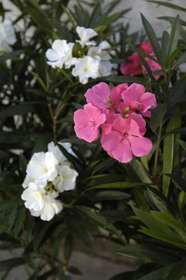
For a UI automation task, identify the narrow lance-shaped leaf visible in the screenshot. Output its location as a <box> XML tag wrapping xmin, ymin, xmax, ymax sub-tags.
<box><xmin>141</xmin><ymin>14</ymin><xmax>161</xmax><ymax>62</ymax></box>
<box><xmin>160</xmin><ymin>31</ymin><xmax>170</xmax><ymax>65</ymax></box>
<box><xmin>163</xmin><ymin>114</ymin><xmax>181</xmax><ymax>197</ymax></box>
<box><xmin>167</xmin><ymin>16</ymin><xmax>181</xmax><ymax>56</ymax></box>
<box><xmin>147</xmin><ymin>1</ymin><xmax>186</xmax><ymax>13</ymax></box>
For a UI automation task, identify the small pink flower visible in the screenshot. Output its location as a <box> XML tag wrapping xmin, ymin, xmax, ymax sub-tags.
<box><xmin>140</xmin><ymin>41</ymin><xmax>154</xmax><ymax>55</ymax></box>
<box><xmin>120</xmin><ymin>41</ymin><xmax>161</xmax><ymax>79</ymax></box>
<box><xmin>74</xmin><ymin>103</ymin><xmax>106</xmax><ymax>143</ymax></box>
<box><xmin>101</xmin><ymin>115</ymin><xmax>152</xmax><ymax>163</ymax></box>
<box><xmin>143</xmin><ymin>58</ymin><xmax>161</xmax><ymax>80</ymax></box>
<box><xmin>120</xmin><ymin>53</ymin><xmax>142</xmax><ymax>76</ymax></box>
<box><xmin>121</xmin><ymin>83</ymin><xmax>157</xmax><ymax>118</ymax></box>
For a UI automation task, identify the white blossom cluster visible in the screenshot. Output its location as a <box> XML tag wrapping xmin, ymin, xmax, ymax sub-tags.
<box><xmin>46</xmin><ymin>26</ymin><xmax>113</xmax><ymax>84</ymax></box>
<box><xmin>0</xmin><ymin>19</ymin><xmax>16</xmax><ymax>52</ymax></box>
<box><xmin>22</xmin><ymin>142</ymin><xmax>78</xmax><ymax>221</ymax></box>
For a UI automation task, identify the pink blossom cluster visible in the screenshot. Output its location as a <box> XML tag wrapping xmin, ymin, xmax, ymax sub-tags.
<box><xmin>120</xmin><ymin>41</ymin><xmax>161</xmax><ymax>80</ymax></box>
<box><xmin>74</xmin><ymin>82</ymin><xmax>157</xmax><ymax>163</ymax></box>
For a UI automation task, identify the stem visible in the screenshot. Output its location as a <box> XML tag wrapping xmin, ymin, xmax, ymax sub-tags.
<box><xmin>153</xmin><ymin>123</ymin><xmax>162</xmax><ymax>177</ymax></box>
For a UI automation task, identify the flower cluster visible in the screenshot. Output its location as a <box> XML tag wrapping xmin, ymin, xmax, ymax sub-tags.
<box><xmin>0</xmin><ymin>19</ymin><xmax>16</xmax><ymax>52</ymax></box>
<box><xmin>74</xmin><ymin>82</ymin><xmax>157</xmax><ymax>163</ymax></box>
<box><xmin>46</xmin><ymin>26</ymin><xmax>113</xmax><ymax>84</ymax></box>
<box><xmin>22</xmin><ymin>142</ymin><xmax>78</xmax><ymax>221</ymax></box>
<box><xmin>120</xmin><ymin>41</ymin><xmax>161</xmax><ymax>80</ymax></box>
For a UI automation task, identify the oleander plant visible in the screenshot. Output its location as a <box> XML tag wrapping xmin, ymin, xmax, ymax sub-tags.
<box><xmin>0</xmin><ymin>0</ymin><xmax>186</xmax><ymax>279</ymax></box>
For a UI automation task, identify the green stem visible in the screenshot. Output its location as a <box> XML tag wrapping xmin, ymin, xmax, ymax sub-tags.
<box><xmin>153</xmin><ymin>123</ymin><xmax>162</xmax><ymax>177</ymax></box>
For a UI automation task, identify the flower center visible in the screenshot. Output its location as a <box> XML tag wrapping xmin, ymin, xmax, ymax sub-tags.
<box><xmin>122</xmin><ymin>106</ymin><xmax>130</xmax><ymax>118</ymax></box>
<box><xmin>45</xmin><ymin>182</ymin><xmax>57</xmax><ymax>193</ymax></box>
<box><xmin>107</xmin><ymin>97</ymin><xmax>113</xmax><ymax>109</ymax></box>
<box><xmin>73</xmin><ymin>43</ymin><xmax>88</xmax><ymax>58</ymax></box>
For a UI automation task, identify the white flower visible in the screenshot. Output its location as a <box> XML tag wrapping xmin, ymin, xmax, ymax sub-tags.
<box><xmin>48</xmin><ymin>142</ymin><xmax>67</xmax><ymax>163</ymax></box>
<box><xmin>22</xmin><ymin>142</ymin><xmax>78</xmax><ymax>221</ymax></box>
<box><xmin>59</xmin><ymin>142</ymin><xmax>77</xmax><ymax>158</ymax></box>
<box><xmin>88</xmin><ymin>41</ymin><xmax>111</xmax><ymax>60</ymax></box>
<box><xmin>48</xmin><ymin>141</ymin><xmax>76</xmax><ymax>164</ymax></box>
<box><xmin>23</xmin><ymin>151</ymin><xmax>59</xmax><ymax>187</ymax></box>
<box><xmin>99</xmin><ymin>60</ymin><xmax>113</xmax><ymax>77</ymax></box>
<box><xmin>46</xmin><ymin>39</ymin><xmax>74</xmax><ymax>69</ymax></box>
<box><xmin>31</xmin><ymin>197</ymin><xmax>62</xmax><ymax>221</ymax></box>
<box><xmin>22</xmin><ymin>182</ymin><xmax>62</xmax><ymax>221</ymax></box>
<box><xmin>72</xmin><ymin>56</ymin><xmax>100</xmax><ymax>84</ymax></box>
<box><xmin>88</xmin><ymin>41</ymin><xmax>113</xmax><ymax>77</ymax></box>
<box><xmin>76</xmin><ymin>26</ymin><xmax>97</xmax><ymax>47</ymax></box>
<box><xmin>54</xmin><ymin>165</ymin><xmax>78</xmax><ymax>192</ymax></box>
<box><xmin>0</xmin><ymin>19</ymin><xmax>16</xmax><ymax>52</ymax></box>
<box><xmin>22</xmin><ymin>182</ymin><xmax>44</xmax><ymax>212</ymax></box>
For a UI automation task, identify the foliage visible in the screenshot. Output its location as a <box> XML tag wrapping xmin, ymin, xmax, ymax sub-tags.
<box><xmin>0</xmin><ymin>0</ymin><xmax>186</xmax><ymax>279</ymax></box>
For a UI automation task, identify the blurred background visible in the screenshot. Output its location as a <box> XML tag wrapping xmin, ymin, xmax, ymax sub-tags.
<box><xmin>1</xmin><ymin>0</ymin><xmax>186</xmax><ymax>279</ymax></box>
<box><xmin>2</xmin><ymin>0</ymin><xmax>186</xmax><ymax>32</ymax></box>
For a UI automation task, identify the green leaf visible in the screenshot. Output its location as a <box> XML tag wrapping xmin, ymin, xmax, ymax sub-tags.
<box><xmin>166</xmin><ymin>260</ymin><xmax>186</xmax><ymax>280</ymax></box>
<box><xmin>141</xmin><ymin>14</ymin><xmax>161</xmax><ymax>61</ymax></box>
<box><xmin>86</xmin><ymin>182</ymin><xmax>146</xmax><ymax>192</ymax></box>
<box><xmin>139</xmin><ymin>263</ymin><xmax>185</xmax><ymax>280</ymax></box>
<box><xmin>160</xmin><ymin>31</ymin><xmax>170</xmax><ymax>64</ymax></box>
<box><xmin>130</xmin><ymin>159</ymin><xmax>152</xmax><ymax>184</ymax></box>
<box><xmin>167</xmin><ymin>16</ymin><xmax>181</xmax><ymax>56</ymax></box>
<box><xmin>111</xmin><ymin>261</ymin><xmax>186</xmax><ymax>280</ymax></box>
<box><xmin>94</xmin><ymin>8</ymin><xmax>131</xmax><ymax>31</ymax></box>
<box><xmin>25</xmin><ymin>1</ymin><xmax>53</xmax><ymax>34</ymax></box>
<box><xmin>91</xmin><ymin>190</ymin><xmax>130</xmax><ymax>201</ymax></box>
<box><xmin>133</xmin><ymin>208</ymin><xmax>186</xmax><ymax>249</ymax></box>
<box><xmin>176</xmin><ymin>52</ymin><xmax>186</xmax><ymax>67</ymax></box>
<box><xmin>62</xmin><ymin>5</ymin><xmax>77</xmax><ymax>27</ymax></box>
<box><xmin>163</xmin><ymin>115</ymin><xmax>181</xmax><ymax>196</ymax></box>
<box><xmin>102</xmin><ymin>75</ymin><xmax>145</xmax><ymax>84</ymax></box>
<box><xmin>78</xmin><ymin>206</ymin><xmax>121</xmax><ymax>237</ymax></box>
<box><xmin>158</xmin><ymin>16</ymin><xmax>186</xmax><ymax>27</ymax></box>
<box><xmin>119</xmin><ymin>243</ymin><xmax>178</xmax><ymax>265</ymax></box>
<box><xmin>178</xmin><ymin>191</ymin><xmax>186</xmax><ymax>211</ymax></box>
<box><xmin>0</xmin><ymin>257</ymin><xmax>25</xmax><ymax>272</ymax></box>
<box><xmin>147</xmin><ymin>1</ymin><xmax>186</xmax><ymax>13</ymax></box>
<box><xmin>150</xmin><ymin>104</ymin><xmax>167</xmax><ymax>133</ymax></box>
<box><xmin>178</xmin><ymin>140</ymin><xmax>186</xmax><ymax>151</ymax></box>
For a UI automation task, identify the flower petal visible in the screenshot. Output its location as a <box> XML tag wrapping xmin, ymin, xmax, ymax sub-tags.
<box><xmin>129</xmin><ymin>136</ymin><xmax>152</xmax><ymax>157</ymax></box>
<box><xmin>85</xmin><ymin>82</ymin><xmax>111</xmax><ymax>111</ymax></box>
<box><xmin>74</xmin><ymin>104</ymin><xmax>106</xmax><ymax>142</ymax></box>
<box><xmin>101</xmin><ymin>130</ymin><xmax>133</xmax><ymax>163</ymax></box>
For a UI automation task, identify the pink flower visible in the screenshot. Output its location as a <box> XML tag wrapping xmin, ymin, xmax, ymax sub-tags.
<box><xmin>85</xmin><ymin>82</ymin><xmax>127</xmax><ymax>113</ymax></box>
<box><xmin>120</xmin><ymin>41</ymin><xmax>161</xmax><ymax>79</ymax></box>
<box><xmin>120</xmin><ymin>53</ymin><xmax>142</xmax><ymax>76</ymax></box>
<box><xmin>120</xmin><ymin>83</ymin><xmax>157</xmax><ymax>118</ymax></box>
<box><xmin>73</xmin><ymin>82</ymin><xmax>156</xmax><ymax>164</ymax></box>
<box><xmin>140</xmin><ymin>41</ymin><xmax>154</xmax><ymax>55</ymax></box>
<box><xmin>143</xmin><ymin>58</ymin><xmax>161</xmax><ymax>80</ymax></box>
<box><xmin>74</xmin><ymin>103</ymin><xmax>106</xmax><ymax>143</ymax></box>
<box><xmin>101</xmin><ymin>115</ymin><xmax>152</xmax><ymax>163</ymax></box>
